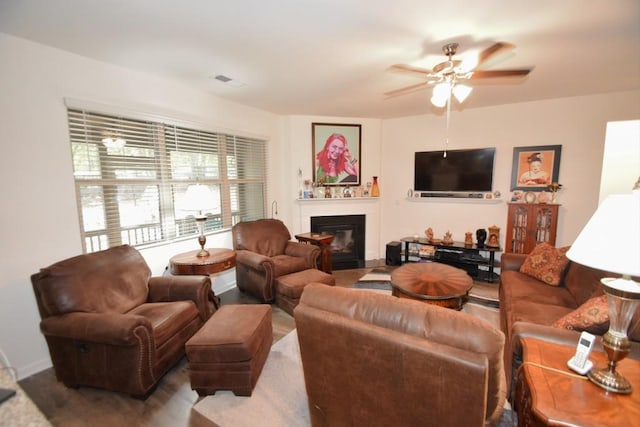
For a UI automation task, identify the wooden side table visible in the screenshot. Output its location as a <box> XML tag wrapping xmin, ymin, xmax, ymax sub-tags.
<box><xmin>515</xmin><ymin>337</ymin><xmax>640</xmax><ymax>426</ymax></box>
<box><xmin>168</xmin><ymin>248</ymin><xmax>236</xmax><ymax>308</ymax></box>
<box><xmin>294</xmin><ymin>232</ymin><xmax>334</xmax><ymax>274</ymax></box>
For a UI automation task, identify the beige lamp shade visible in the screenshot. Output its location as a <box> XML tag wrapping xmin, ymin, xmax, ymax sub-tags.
<box><xmin>183</xmin><ymin>184</ymin><xmax>216</xmax><ymax>215</ymax></box>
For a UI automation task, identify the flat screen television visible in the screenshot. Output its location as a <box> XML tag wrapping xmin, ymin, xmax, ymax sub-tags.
<box><xmin>414</xmin><ymin>148</ymin><xmax>496</xmax><ymax>193</ymax></box>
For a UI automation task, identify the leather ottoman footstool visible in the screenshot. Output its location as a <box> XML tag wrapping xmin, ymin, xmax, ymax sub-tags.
<box><xmin>185</xmin><ymin>304</ymin><xmax>272</xmax><ymax>396</ymax></box>
<box><xmin>275</xmin><ymin>268</ymin><xmax>336</xmax><ymax>315</ymax></box>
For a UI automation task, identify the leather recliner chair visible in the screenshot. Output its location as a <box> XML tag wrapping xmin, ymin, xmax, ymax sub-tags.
<box><xmin>31</xmin><ymin>244</ymin><xmax>212</xmax><ymax>398</ymax></box>
<box><xmin>294</xmin><ymin>284</ymin><xmax>507</xmax><ymax>427</ymax></box>
<box><xmin>232</xmin><ymin>219</ymin><xmax>320</xmax><ymax>302</ymax></box>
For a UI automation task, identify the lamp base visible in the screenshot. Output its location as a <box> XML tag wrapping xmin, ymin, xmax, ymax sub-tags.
<box><xmin>196</xmin><ymin>233</ymin><xmax>209</xmax><ymax>258</ymax></box>
<box><xmin>588</xmin><ymin>366</ymin><xmax>633</xmax><ymax>394</ymax></box>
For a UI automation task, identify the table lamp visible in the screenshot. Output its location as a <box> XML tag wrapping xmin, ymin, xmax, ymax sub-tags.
<box><xmin>566</xmin><ymin>182</ymin><xmax>640</xmax><ymax>394</ymax></box>
<box><xmin>184</xmin><ymin>184</ymin><xmax>216</xmax><ymax>257</ymax></box>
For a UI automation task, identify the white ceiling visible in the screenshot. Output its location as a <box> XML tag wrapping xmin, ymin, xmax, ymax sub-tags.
<box><xmin>1</xmin><ymin>0</ymin><xmax>639</xmax><ymax>118</ymax></box>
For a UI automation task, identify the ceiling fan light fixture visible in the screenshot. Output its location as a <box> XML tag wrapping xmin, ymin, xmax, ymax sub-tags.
<box><xmin>430</xmin><ymin>95</ymin><xmax>447</xmax><ymax>108</ymax></box>
<box><xmin>433</xmin><ymin>82</ymin><xmax>450</xmax><ymax>98</ymax></box>
<box><xmin>431</xmin><ymin>82</ymin><xmax>450</xmax><ymax>107</ymax></box>
<box><xmin>452</xmin><ymin>84</ymin><xmax>472</xmax><ymax>103</ymax></box>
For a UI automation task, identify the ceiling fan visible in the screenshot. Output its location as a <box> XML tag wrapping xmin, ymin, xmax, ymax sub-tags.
<box><xmin>385</xmin><ymin>41</ymin><xmax>533</xmax><ymax>103</ymax></box>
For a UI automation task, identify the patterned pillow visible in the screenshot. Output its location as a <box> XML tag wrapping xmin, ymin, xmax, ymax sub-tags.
<box><xmin>551</xmin><ymin>295</ymin><xmax>609</xmax><ymax>334</ymax></box>
<box><xmin>519</xmin><ymin>243</ymin><xmax>570</xmax><ymax>286</ymax></box>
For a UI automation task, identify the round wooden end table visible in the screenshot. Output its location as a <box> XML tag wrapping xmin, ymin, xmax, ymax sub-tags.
<box><xmin>168</xmin><ymin>248</ymin><xmax>236</xmax><ymax>308</ymax></box>
<box><xmin>390</xmin><ymin>262</ymin><xmax>473</xmax><ymax>310</ymax></box>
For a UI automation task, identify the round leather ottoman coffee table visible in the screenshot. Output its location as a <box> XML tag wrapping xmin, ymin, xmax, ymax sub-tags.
<box><xmin>390</xmin><ymin>262</ymin><xmax>473</xmax><ymax>310</ymax></box>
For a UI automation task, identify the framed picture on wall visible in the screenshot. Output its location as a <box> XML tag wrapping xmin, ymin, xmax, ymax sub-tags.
<box><xmin>510</xmin><ymin>145</ymin><xmax>562</xmax><ymax>191</ymax></box>
<box><xmin>312</xmin><ymin>122</ymin><xmax>361</xmax><ymax>186</ymax></box>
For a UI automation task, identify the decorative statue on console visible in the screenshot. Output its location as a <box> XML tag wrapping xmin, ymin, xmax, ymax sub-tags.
<box><xmin>424</xmin><ymin>227</ymin><xmax>434</xmax><ymax>243</ymax></box>
<box><xmin>487</xmin><ymin>225</ymin><xmax>501</xmax><ymax>248</ymax></box>
<box><xmin>442</xmin><ymin>230</ymin><xmax>454</xmax><ymax>245</ymax></box>
<box><xmin>476</xmin><ymin>228</ymin><xmax>487</xmax><ymax>248</ymax></box>
<box><xmin>464</xmin><ymin>232</ymin><xmax>473</xmax><ymax>247</ymax></box>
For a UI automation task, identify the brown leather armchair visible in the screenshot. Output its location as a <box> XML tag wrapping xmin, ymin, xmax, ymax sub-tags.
<box><xmin>31</xmin><ymin>244</ymin><xmax>212</xmax><ymax>398</ymax></box>
<box><xmin>232</xmin><ymin>219</ymin><xmax>320</xmax><ymax>302</ymax></box>
<box><xmin>295</xmin><ymin>284</ymin><xmax>507</xmax><ymax>427</ymax></box>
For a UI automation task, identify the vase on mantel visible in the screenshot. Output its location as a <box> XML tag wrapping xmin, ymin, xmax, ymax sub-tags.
<box><xmin>371</xmin><ymin>176</ymin><xmax>380</xmax><ymax>197</ymax></box>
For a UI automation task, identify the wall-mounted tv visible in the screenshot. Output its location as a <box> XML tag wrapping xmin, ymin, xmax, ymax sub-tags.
<box><xmin>414</xmin><ymin>148</ymin><xmax>496</xmax><ymax>193</ymax></box>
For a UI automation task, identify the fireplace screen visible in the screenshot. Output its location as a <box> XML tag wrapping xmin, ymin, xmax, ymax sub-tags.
<box><xmin>311</xmin><ymin>214</ymin><xmax>365</xmax><ymax>270</ymax></box>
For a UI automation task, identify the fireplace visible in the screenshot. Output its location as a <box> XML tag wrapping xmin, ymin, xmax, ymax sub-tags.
<box><xmin>311</xmin><ymin>214</ymin><xmax>365</xmax><ymax>270</ymax></box>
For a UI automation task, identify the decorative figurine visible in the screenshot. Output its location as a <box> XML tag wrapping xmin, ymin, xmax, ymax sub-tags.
<box><xmin>487</xmin><ymin>225</ymin><xmax>501</xmax><ymax>248</ymax></box>
<box><xmin>537</xmin><ymin>190</ymin><xmax>549</xmax><ymax>203</ymax></box>
<box><xmin>476</xmin><ymin>228</ymin><xmax>487</xmax><ymax>248</ymax></box>
<box><xmin>442</xmin><ymin>230</ymin><xmax>454</xmax><ymax>245</ymax></box>
<box><xmin>464</xmin><ymin>232</ymin><xmax>473</xmax><ymax>247</ymax></box>
<box><xmin>364</xmin><ymin>181</ymin><xmax>372</xmax><ymax>197</ymax></box>
<box><xmin>425</xmin><ymin>227</ymin><xmax>434</xmax><ymax>242</ymax></box>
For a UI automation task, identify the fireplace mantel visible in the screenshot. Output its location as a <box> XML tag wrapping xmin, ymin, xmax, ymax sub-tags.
<box><xmin>295</xmin><ymin>197</ymin><xmax>380</xmax><ymax>203</ymax></box>
<box><xmin>294</xmin><ymin>197</ymin><xmax>381</xmax><ymax>262</ymax></box>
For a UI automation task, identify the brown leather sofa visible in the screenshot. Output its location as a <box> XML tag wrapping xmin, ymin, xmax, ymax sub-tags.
<box><xmin>295</xmin><ymin>284</ymin><xmax>507</xmax><ymax>427</ymax></box>
<box><xmin>232</xmin><ymin>219</ymin><xmax>320</xmax><ymax>302</ymax></box>
<box><xmin>499</xmin><ymin>253</ymin><xmax>640</xmax><ymax>395</ymax></box>
<box><xmin>31</xmin><ymin>244</ymin><xmax>212</xmax><ymax>397</ymax></box>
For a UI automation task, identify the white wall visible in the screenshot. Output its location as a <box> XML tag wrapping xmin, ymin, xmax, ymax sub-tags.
<box><xmin>0</xmin><ymin>33</ymin><xmax>281</xmax><ymax>378</ymax></box>
<box><xmin>599</xmin><ymin>120</ymin><xmax>640</xmax><ymax>202</ymax></box>
<box><xmin>379</xmin><ymin>92</ymin><xmax>640</xmax><ymax>254</ymax></box>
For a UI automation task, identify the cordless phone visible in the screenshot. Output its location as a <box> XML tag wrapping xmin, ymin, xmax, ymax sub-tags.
<box><xmin>567</xmin><ymin>331</ymin><xmax>595</xmax><ymax>375</ymax></box>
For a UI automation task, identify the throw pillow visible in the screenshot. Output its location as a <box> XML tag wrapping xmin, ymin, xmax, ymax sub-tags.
<box><xmin>551</xmin><ymin>295</ymin><xmax>609</xmax><ymax>335</ymax></box>
<box><xmin>519</xmin><ymin>242</ymin><xmax>570</xmax><ymax>286</ymax></box>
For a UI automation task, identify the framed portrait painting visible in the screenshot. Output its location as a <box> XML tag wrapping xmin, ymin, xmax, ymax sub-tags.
<box><xmin>312</xmin><ymin>122</ymin><xmax>361</xmax><ymax>186</ymax></box>
<box><xmin>510</xmin><ymin>145</ymin><xmax>562</xmax><ymax>191</ymax></box>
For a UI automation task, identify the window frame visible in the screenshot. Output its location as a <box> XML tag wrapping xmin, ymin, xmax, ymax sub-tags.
<box><xmin>66</xmin><ymin>100</ymin><xmax>268</xmax><ymax>253</ymax></box>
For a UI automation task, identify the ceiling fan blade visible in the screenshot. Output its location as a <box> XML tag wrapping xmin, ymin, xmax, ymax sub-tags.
<box><xmin>477</xmin><ymin>42</ymin><xmax>516</xmax><ymax>66</ymax></box>
<box><xmin>389</xmin><ymin>64</ymin><xmax>433</xmax><ymax>76</ymax></box>
<box><xmin>470</xmin><ymin>68</ymin><xmax>532</xmax><ymax>79</ymax></box>
<box><xmin>384</xmin><ymin>81</ymin><xmax>429</xmax><ymax>97</ymax></box>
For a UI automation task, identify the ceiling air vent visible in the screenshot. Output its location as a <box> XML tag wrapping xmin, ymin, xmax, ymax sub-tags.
<box><xmin>210</xmin><ymin>74</ymin><xmax>245</xmax><ymax>87</ymax></box>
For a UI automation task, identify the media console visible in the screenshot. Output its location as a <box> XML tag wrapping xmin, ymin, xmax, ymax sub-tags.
<box><xmin>400</xmin><ymin>237</ymin><xmax>500</xmax><ymax>283</ymax></box>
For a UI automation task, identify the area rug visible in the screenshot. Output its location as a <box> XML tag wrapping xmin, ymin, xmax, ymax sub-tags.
<box><xmin>350</xmin><ymin>267</ymin><xmax>392</xmax><ymax>290</ymax></box>
<box><xmin>192</xmin><ymin>330</ymin><xmax>309</xmax><ymax>427</ymax></box>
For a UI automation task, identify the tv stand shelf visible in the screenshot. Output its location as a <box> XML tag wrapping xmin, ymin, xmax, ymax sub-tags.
<box><xmin>400</xmin><ymin>237</ymin><xmax>501</xmax><ymax>283</ymax></box>
<box><xmin>406</xmin><ymin>197</ymin><xmax>503</xmax><ymax>204</ymax></box>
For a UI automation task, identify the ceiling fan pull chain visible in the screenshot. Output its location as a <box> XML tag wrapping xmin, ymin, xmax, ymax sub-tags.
<box><xmin>444</xmin><ymin>86</ymin><xmax>452</xmax><ymax>158</ymax></box>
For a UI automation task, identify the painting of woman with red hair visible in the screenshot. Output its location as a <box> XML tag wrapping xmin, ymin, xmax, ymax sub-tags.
<box><xmin>312</xmin><ymin>123</ymin><xmax>361</xmax><ymax>185</ymax></box>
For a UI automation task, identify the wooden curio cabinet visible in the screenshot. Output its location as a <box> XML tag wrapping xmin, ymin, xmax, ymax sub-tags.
<box><xmin>505</xmin><ymin>203</ymin><xmax>560</xmax><ymax>254</ymax></box>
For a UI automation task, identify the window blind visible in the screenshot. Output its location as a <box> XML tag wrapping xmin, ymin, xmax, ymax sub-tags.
<box><xmin>68</xmin><ymin>108</ymin><xmax>267</xmax><ymax>253</ymax></box>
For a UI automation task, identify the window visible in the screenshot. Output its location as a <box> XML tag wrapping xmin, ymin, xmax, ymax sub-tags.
<box><xmin>68</xmin><ymin>108</ymin><xmax>267</xmax><ymax>253</ymax></box>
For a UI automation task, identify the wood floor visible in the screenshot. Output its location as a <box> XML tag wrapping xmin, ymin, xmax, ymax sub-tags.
<box><xmin>18</xmin><ymin>264</ymin><xmax>376</xmax><ymax>427</ymax></box>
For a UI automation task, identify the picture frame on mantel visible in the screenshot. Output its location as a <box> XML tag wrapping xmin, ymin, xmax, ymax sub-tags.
<box><xmin>510</xmin><ymin>144</ymin><xmax>562</xmax><ymax>191</ymax></box>
<box><xmin>312</xmin><ymin>122</ymin><xmax>361</xmax><ymax>186</ymax></box>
